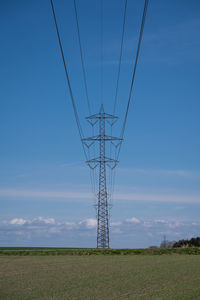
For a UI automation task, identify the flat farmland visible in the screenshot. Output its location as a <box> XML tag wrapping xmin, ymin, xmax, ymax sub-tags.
<box><xmin>1</xmin><ymin>255</ymin><xmax>200</xmax><ymax>299</ymax></box>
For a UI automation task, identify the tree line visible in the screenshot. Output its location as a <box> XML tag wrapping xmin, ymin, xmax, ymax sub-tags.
<box><xmin>149</xmin><ymin>236</ymin><xmax>200</xmax><ymax>249</ymax></box>
<box><xmin>173</xmin><ymin>237</ymin><xmax>200</xmax><ymax>248</ymax></box>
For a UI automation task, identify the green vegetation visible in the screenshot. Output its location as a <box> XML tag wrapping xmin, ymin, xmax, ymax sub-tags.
<box><xmin>1</xmin><ymin>255</ymin><xmax>200</xmax><ymax>299</ymax></box>
<box><xmin>0</xmin><ymin>247</ymin><xmax>200</xmax><ymax>256</ymax></box>
<box><xmin>173</xmin><ymin>237</ymin><xmax>200</xmax><ymax>248</ymax></box>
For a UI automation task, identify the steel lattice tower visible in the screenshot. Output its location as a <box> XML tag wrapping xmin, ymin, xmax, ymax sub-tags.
<box><xmin>82</xmin><ymin>105</ymin><xmax>121</xmax><ymax>248</ymax></box>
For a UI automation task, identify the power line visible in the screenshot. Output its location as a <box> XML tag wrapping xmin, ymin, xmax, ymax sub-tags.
<box><xmin>117</xmin><ymin>0</ymin><xmax>149</xmax><ymax>159</ymax></box>
<box><xmin>50</xmin><ymin>0</ymin><xmax>83</xmax><ymax>138</ymax></box>
<box><xmin>74</xmin><ymin>0</ymin><xmax>91</xmax><ymax>115</ymax></box>
<box><xmin>100</xmin><ymin>0</ymin><xmax>103</xmax><ymax>105</ymax></box>
<box><xmin>113</xmin><ymin>0</ymin><xmax>128</xmax><ymax>115</ymax></box>
<box><xmin>50</xmin><ymin>0</ymin><xmax>89</xmax><ymax>161</ymax></box>
<box><xmin>111</xmin><ymin>0</ymin><xmax>128</xmax><ymax>196</ymax></box>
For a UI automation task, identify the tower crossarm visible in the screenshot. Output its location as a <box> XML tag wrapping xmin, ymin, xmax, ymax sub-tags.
<box><xmin>82</xmin><ymin>135</ymin><xmax>122</xmax><ymax>142</ymax></box>
<box><xmin>86</xmin><ymin>157</ymin><xmax>119</xmax><ymax>164</ymax></box>
<box><xmin>86</xmin><ymin>112</ymin><xmax>119</xmax><ymax>120</ymax></box>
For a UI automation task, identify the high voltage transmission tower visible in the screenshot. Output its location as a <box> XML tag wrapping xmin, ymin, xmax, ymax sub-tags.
<box><xmin>82</xmin><ymin>105</ymin><xmax>121</xmax><ymax>248</ymax></box>
<box><xmin>50</xmin><ymin>0</ymin><xmax>148</xmax><ymax>248</ymax></box>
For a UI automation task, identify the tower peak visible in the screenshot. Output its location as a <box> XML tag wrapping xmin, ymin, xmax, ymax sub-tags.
<box><xmin>100</xmin><ymin>104</ymin><xmax>104</xmax><ymax>113</ymax></box>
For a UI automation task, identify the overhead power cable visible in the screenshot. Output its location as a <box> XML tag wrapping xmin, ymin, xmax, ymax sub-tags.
<box><xmin>100</xmin><ymin>0</ymin><xmax>103</xmax><ymax>105</ymax></box>
<box><xmin>117</xmin><ymin>0</ymin><xmax>149</xmax><ymax>159</ymax></box>
<box><xmin>113</xmin><ymin>0</ymin><xmax>128</xmax><ymax>115</ymax></box>
<box><xmin>50</xmin><ymin>0</ymin><xmax>88</xmax><ymax>160</ymax></box>
<box><xmin>74</xmin><ymin>0</ymin><xmax>91</xmax><ymax>115</ymax></box>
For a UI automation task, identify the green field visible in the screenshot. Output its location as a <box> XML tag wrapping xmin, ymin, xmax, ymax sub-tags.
<box><xmin>1</xmin><ymin>247</ymin><xmax>200</xmax><ymax>255</ymax></box>
<box><xmin>1</xmin><ymin>253</ymin><xmax>200</xmax><ymax>299</ymax></box>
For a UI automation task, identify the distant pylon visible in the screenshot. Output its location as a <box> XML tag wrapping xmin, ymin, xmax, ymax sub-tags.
<box><xmin>82</xmin><ymin>105</ymin><xmax>122</xmax><ymax>248</ymax></box>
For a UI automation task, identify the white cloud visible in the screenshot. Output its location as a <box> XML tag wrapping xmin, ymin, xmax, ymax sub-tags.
<box><xmin>1</xmin><ymin>187</ymin><xmax>200</xmax><ymax>204</ymax></box>
<box><xmin>2</xmin><ymin>216</ymin><xmax>200</xmax><ymax>248</ymax></box>
<box><xmin>126</xmin><ymin>217</ymin><xmax>140</xmax><ymax>224</ymax></box>
<box><xmin>48</xmin><ymin>227</ymin><xmax>60</xmax><ymax>234</ymax></box>
<box><xmin>111</xmin><ymin>222</ymin><xmax>122</xmax><ymax>227</ymax></box>
<box><xmin>0</xmin><ymin>189</ymin><xmax>92</xmax><ymax>200</ymax></box>
<box><xmin>10</xmin><ymin>218</ymin><xmax>28</xmax><ymax>225</ymax></box>
<box><xmin>64</xmin><ymin>221</ymin><xmax>76</xmax><ymax>229</ymax></box>
<box><xmin>168</xmin><ymin>222</ymin><xmax>182</xmax><ymax>229</ymax></box>
<box><xmin>80</xmin><ymin>218</ymin><xmax>97</xmax><ymax>229</ymax></box>
<box><xmin>154</xmin><ymin>219</ymin><xmax>168</xmax><ymax>224</ymax></box>
<box><xmin>120</xmin><ymin>168</ymin><xmax>193</xmax><ymax>177</ymax></box>
<box><xmin>9</xmin><ymin>217</ymin><xmax>62</xmax><ymax>228</ymax></box>
<box><xmin>7</xmin><ymin>217</ymin><xmax>97</xmax><ymax>232</ymax></box>
<box><xmin>37</xmin><ymin>217</ymin><xmax>55</xmax><ymax>224</ymax></box>
<box><xmin>0</xmin><ymin>167</ymin><xmax>200</xmax><ymax>204</ymax></box>
<box><xmin>114</xmin><ymin>192</ymin><xmax>200</xmax><ymax>204</ymax></box>
<box><xmin>143</xmin><ymin>221</ymin><xmax>152</xmax><ymax>228</ymax></box>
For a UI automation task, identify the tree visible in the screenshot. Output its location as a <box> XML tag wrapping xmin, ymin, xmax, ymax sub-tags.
<box><xmin>173</xmin><ymin>237</ymin><xmax>200</xmax><ymax>248</ymax></box>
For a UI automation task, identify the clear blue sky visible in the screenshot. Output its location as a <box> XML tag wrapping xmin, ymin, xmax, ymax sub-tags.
<box><xmin>0</xmin><ymin>0</ymin><xmax>200</xmax><ymax>248</ymax></box>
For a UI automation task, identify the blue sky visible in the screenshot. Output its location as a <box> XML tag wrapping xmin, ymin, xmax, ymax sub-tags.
<box><xmin>0</xmin><ymin>0</ymin><xmax>200</xmax><ymax>248</ymax></box>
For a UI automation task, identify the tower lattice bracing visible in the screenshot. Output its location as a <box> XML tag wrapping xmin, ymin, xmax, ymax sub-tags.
<box><xmin>82</xmin><ymin>105</ymin><xmax>122</xmax><ymax>248</ymax></box>
<box><xmin>97</xmin><ymin>109</ymin><xmax>109</xmax><ymax>248</ymax></box>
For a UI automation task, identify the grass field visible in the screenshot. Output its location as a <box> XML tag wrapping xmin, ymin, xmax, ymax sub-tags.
<box><xmin>1</xmin><ymin>253</ymin><xmax>200</xmax><ymax>299</ymax></box>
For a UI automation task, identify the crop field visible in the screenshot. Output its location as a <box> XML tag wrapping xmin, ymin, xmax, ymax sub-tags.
<box><xmin>1</xmin><ymin>250</ymin><xmax>200</xmax><ymax>299</ymax></box>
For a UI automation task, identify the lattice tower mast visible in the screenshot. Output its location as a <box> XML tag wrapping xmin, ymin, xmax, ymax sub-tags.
<box><xmin>82</xmin><ymin>105</ymin><xmax>121</xmax><ymax>248</ymax></box>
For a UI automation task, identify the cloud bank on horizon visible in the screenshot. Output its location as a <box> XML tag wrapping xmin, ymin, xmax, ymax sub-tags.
<box><xmin>1</xmin><ymin>216</ymin><xmax>200</xmax><ymax>248</ymax></box>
